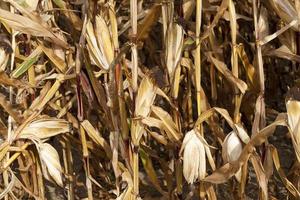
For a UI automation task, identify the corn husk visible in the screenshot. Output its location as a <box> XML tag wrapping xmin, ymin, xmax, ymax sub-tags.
<box><xmin>286</xmin><ymin>99</ymin><xmax>300</xmax><ymax>162</ymax></box>
<box><xmin>38</xmin><ymin>143</ymin><xmax>63</xmax><ymax>186</ymax></box>
<box><xmin>181</xmin><ymin>129</ymin><xmax>207</xmax><ymax>183</ymax></box>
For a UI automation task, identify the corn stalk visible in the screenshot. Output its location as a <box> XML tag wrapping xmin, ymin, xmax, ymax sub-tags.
<box><xmin>195</xmin><ymin>0</ymin><xmax>202</xmax><ymax>118</ymax></box>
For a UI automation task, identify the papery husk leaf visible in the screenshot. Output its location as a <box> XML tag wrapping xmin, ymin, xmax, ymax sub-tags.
<box><xmin>222</xmin><ymin>131</ymin><xmax>243</xmax><ymax>163</ymax></box>
<box><xmin>38</xmin><ymin>143</ymin><xmax>63</xmax><ymax>186</ymax></box>
<box><xmin>165</xmin><ymin>23</ymin><xmax>184</xmax><ymax>81</ymax></box>
<box><xmin>135</xmin><ymin>77</ymin><xmax>156</xmax><ymax>117</ymax></box>
<box><xmin>182</xmin><ymin>129</ymin><xmax>206</xmax><ymax>183</ymax></box>
<box><xmin>95</xmin><ymin>15</ymin><xmax>114</xmax><ymax>65</ymax></box>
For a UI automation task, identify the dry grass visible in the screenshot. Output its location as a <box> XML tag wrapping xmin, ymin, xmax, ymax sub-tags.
<box><xmin>0</xmin><ymin>0</ymin><xmax>300</xmax><ymax>199</ymax></box>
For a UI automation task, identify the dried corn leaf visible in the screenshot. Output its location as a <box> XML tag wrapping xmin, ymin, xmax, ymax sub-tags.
<box><xmin>11</xmin><ymin>45</ymin><xmax>43</xmax><ymax>78</ymax></box>
<box><xmin>258</xmin><ymin>19</ymin><xmax>298</xmax><ymax>46</ymax></box>
<box><xmin>35</xmin><ymin>78</ymin><xmax>64</xmax><ymax>111</ymax></box>
<box><xmin>142</xmin><ymin>117</ymin><xmax>164</xmax><ymax>129</ymax></box>
<box><xmin>15</xmin><ymin>0</ymin><xmax>39</xmax><ymax>11</ymax></box>
<box><xmin>140</xmin><ymin>148</ymin><xmax>163</xmax><ymax>193</ymax></box>
<box><xmin>201</xmin><ymin>0</ymin><xmax>229</xmax><ymax>41</ymax></box>
<box><xmin>265</xmin><ymin>45</ymin><xmax>300</xmax><ymax>63</ymax></box>
<box><xmin>0</xmin><ymin>170</ymin><xmax>15</xmax><ymax>199</ymax></box>
<box><xmin>0</xmin><ymin>8</ymin><xmax>68</xmax><ymax>48</ymax></box>
<box><xmin>236</xmin><ymin>44</ymin><xmax>256</xmax><ymax>87</ymax></box>
<box><xmin>269</xmin><ymin>0</ymin><xmax>299</xmax><ymax>30</ymax></box>
<box><xmin>40</xmin><ymin>44</ymin><xmax>67</xmax><ymax>73</ymax></box>
<box><xmin>250</xmin><ymin>153</ymin><xmax>268</xmax><ymax>199</ymax></box>
<box><xmin>195</xmin><ymin>107</ymin><xmax>250</xmax><ymax>143</ymax></box>
<box><xmin>183</xmin><ymin>0</ymin><xmax>195</xmax><ymax>20</ymax></box>
<box><xmin>151</xmin><ymin>105</ymin><xmax>182</xmax><ymax>141</ymax></box>
<box><xmin>81</xmin><ymin>120</ymin><xmax>112</xmax><ymax>158</ymax></box>
<box><xmin>18</xmin><ymin>118</ymin><xmax>70</xmax><ymax>140</ymax></box>
<box><xmin>270</xmin><ymin>145</ymin><xmax>300</xmax><ymax>198</ymax></box>
<box><xmin>0</xmin><ymin>142</ymin><xmax>10</xmax><ymax>162</ymax></box>
<box><xmin>258</xmin><ymin>6</ymin><xmax>269</xmax><ymax>40</ymax></box>
<box><xmin>137</xmin><ymin>4</ymin><xmax>161</xmax><ymax>41</ymax></box>
<box><xmin>0</xmin><ymin>93</ymin><xmax>23</xmax><ymax>123</ymax></box>
<box><xmin>147</xmin><ymin>130</ymin><xmax>168</xmax><ymax>145</ymax></box>
<box><xmin>0</xmin><ymin>71</ymin><xmax>26</xmax><ymax>87</ymax></box>
<box><xmin>208</xmin><ymin>53</ymin><xmax>248</xmax><ymax>93</ymax></box>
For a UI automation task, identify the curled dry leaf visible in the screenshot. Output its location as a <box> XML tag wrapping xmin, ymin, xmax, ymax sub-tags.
<box><xmin>265</xmin><ymin>45</ymin><xmax>300</xmax><ymax>63</ymax></box>
<box><xmin>81</xmin><ymin>120</ymin><xmax>112</xmax><ymax>158</ymax></box>
<box><xmin>136</xmin><ymin>4</ymin><xmax>161</xmax><ymax>42</ymax></box>
<box><xmin>38</xmin><ymin>143</ymin><xmax>63</xmax><ymax>186</ymax></box>
<box><xmin>0</xmin><ymin>93</ymin><xmax>23</xmax><ymax>124</ymax></box>
<box><xmin>269</xmin><ymin>0</ymin><xmax>299</xmax><ymax>30</ymax></box>
<box><xmin>250</xmin><ymin>153</ymin><xmax>268</xmax><ymax>199</ymax></box>
<box><xmin>151</xmin><ymin>105</ymin><xmax>182</xmax><ymax>142</ymax></box>
<box><xmin>207</xmin><ymin>53</ymin><xmax>248</xmax><ymax>94</ymax></box>
<box><xmin>18</xmin><ymin>117</ymin><xmax>70</xmax><ymax>140</ymax></box>
<box><xmin>0</xmin><ymin>71</ymin><xmax>26</xmax><ymax>88</ymax></box>
<box><xmin>270</xmin><ymin>145</ymin><xmax>300</xmax><ymax>198</ymax></box>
